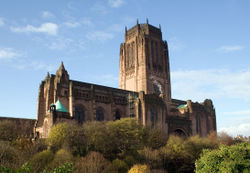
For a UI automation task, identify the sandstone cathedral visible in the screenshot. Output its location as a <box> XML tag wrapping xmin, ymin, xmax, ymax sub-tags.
<box><xmin>35</xmin><ymin>21</ymin><xmax>216</xmax><ymax>138</ymax></box>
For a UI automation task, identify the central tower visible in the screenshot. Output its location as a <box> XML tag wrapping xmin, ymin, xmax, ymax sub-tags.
<box><xmin>119</xmin><ymin>20</ymin><xmax>171</xmax><ymax>103</ymax></box>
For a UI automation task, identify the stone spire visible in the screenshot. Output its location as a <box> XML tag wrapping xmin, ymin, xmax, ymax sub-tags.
<box><xmin>56</xmin><ymin>61</ymin><xmax>69</xmax><ymax>83</ymax></box>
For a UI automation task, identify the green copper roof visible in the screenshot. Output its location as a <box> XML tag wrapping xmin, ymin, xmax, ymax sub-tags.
<box><xmin>55</xmin><ymin>100</ymin><xmax>68</xmax><ymax>113</ymax></box>
<box><xmin>177</xmin><ymin>104</ymin><xmax>187</xmax><ymax>109</ymax></box>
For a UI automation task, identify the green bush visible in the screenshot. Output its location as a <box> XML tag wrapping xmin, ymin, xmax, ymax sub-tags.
<box><xmin>43</xmin><ymin>163</ymin><xmax>74</xmax><ymax>173</ymax></box>
<box><xmin>28</xmin><ymin>150</ymin><xmax>54</xmax><ymax>173</ymax></box>
<box><xmin>161</xmin><ymin>135</ymin><xmax>218</xmax><ymax>173</ymax></box>
<box><xmin>82</xmin><ymin>121</ymin><xmax>107</xmax><ymax>153</ymax></box>
<box><xmin>46</xmin><ymin>123</ymin><xmax>69</xmax><ymax>151</ymax></box>
<box><xmin>128</xmin><ymin>164</ymin><xmax>150</xmax><ymax>173</ymax></box>
<box><xmin>195</xmin><ymin>142</ymin><xmax>250</xmax><ymax>173</ymax></box>
<box><xmin>103</xmin><ymin>159</ymin><xmax>129</xmax><ymax>173</ymax></box>
<box><xmin>143</xmin><ymin>128</ymin><xmax>167</xmax><ymax>149</ymax></box>
<box><xmin>63</xmin><ymin>124</ymin><xmax>86</xmax><ymax>156</ymax></box>
<box><xmin>46</xmin><ymin>149</ymin><xmax>73</xmax><ymax>171</ymax></box>
<box><xmin>105</xmin><ymin>118</ymin><xmax>145</xmax><ymax>159</ymax></box>
<box><xmin>83</xmin><ymin>118</ymin><xmax>145</xmax><ymax>160</ymax></box>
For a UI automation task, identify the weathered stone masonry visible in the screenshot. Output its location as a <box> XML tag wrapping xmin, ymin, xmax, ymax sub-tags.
<box><xmin>35</xmin><ymin>21</ymin><xmax>216</xmax><ymax>138</ymax></box>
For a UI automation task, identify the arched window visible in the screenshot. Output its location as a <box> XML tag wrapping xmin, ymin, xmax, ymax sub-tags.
<box><xmin>74</xmin><ymin>106</ymin><xmax>85</xmax><ymax>124</ymax></box>
<box><xmin>174</xmin><ymin>129</ymin><xmax>186</xmax><ymax>137</ymax></box>
<box><xmin>132</xmin><ymin>43</ymin><xmax>135</xmax><ymax>66</ymax></box>
<box><xmin>155</xmin><ymin>42</ymin><xmax>159</xmax><ymax>64</ymax></box>
<box><xmin>150</xmin><ymin>108</ymin><xmax>158</xmax><ymax>127</ymax></box>
<box><xmin>127</xmin><ymin>44</ymin><xmax>131</xmax><ymax>67</ymax></box>
<box><xmin>151</xmin><ymin>41</ymin><xmax>154</xmax><ymax>62</ymax></box>
<box><xmin>115</xmin><ymin>110</ymin><xmax>121</xmax><ymax>120</ymax></box>
<box><xmin>96</xmin><ymin>107</ymin><xmax>104</xmax><ymax>121</ymax></box>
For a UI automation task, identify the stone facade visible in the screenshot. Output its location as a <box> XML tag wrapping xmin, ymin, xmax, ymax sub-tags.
<box><xmin>35</xmin><ymin>21</ymin><xmax>216</xmax><ymax>138</ymax></box>
<box><xmin>0</xmin><ymin>117</ymin><xmax>36</xmax><ymax>138</ymax></box>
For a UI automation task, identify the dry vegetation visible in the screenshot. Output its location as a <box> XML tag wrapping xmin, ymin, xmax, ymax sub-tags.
<box><xmin>0</xmin><ymin>119</ymin><xmax>249</xmax><ymax>173</ymax></box>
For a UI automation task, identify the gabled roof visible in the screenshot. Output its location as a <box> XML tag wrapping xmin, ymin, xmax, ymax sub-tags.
<box><xmin>54</xmin><ymin>100</ymin><xmax>68</xmax><ymax>113</ymax></box>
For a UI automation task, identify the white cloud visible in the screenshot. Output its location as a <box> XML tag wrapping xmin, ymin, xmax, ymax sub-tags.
<box><xmin>63</xmin><ymin>21</ymin><xmax>81</xmax><ymax>28</ymax></box>
<box><xmin>171</xmin><ymin>69</ymin><xmax>250</xmax><ymax>101</ymax></box>
<box><xmin>86</xmin><ymin>31</ymin><xmax>114</xmax><ymax>42</ymax></box>
<box><xmin>46</xmin><ymin>36</ymin><xmax>85</xmax><ymax>51</ymax></box>
<box><xmin>219</xmin><ymin>123</ymin><xmax>250</xmax><ymax>137</ymax></box>
<box><xmin>11</xmin><ymin>22</ymin><xmax>58</xmax><ymax>36</ymax></box>
<box><xmin>48</xmin><ymin>37</ymin><xmax>73</xmax><ymax>50</ymax></box>
<box><xmin>0</xmin><ymin>18</ymin><xmax>4</xmax><ymax>27</ymax></box>
<box><xmin>217</xmin><ymin>45</ymin><xmax>244</xmax><ymax>53</ymax></box>
<box><xmin>14</xmin><ymin>61</ymin><xmax>55</xmax><ymax>72</ymax></box>
<box><xmin>0</xmin><ymin>48</ymin><xmax>21</xmax><ymax>60</ymax></box>
<box><xmin>108</xmin><ymin>0</ymin><xmax>125</xmax><ymax>8</ymax></box>
<box><xmin>42</xmin><ymin>11</ymin><xmax>55</xmax><ymax>19</ymax></box>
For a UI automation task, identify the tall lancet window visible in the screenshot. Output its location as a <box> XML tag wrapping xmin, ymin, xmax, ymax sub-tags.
<box><xmin>150</xmin><ymin>108</ymin><xmax>158</xmax><ymax>127</ymax></box>
<box><xmin>151</xmin><ymin>41</ymin><xmax>154</xmax><ymax>62</ymax></box>
<box><xmin>132</xmin><ymin>42</ymin><xmax>135</xmax><ymax>66</ymax></box>
<box><xmin>74</xmin><ymin>106</ymin><xmax>85</xmax><ymax>124</ymax></box>
<box><xmin>127</xmin><ymin>44</ymin><xmax>131</xmax><ymax>67</ymax></box>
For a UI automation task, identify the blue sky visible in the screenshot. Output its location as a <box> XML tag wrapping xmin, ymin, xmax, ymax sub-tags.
<box><xmin>0</xmin><ymin>0</ymin><xmax>250</xmax><ymax>136</ymax></box>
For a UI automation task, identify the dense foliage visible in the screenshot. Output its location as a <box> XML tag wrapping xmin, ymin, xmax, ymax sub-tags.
<box><xmin>0</xmin><ymin>118</ymin><xmax>249</xmax><ymax>173</ymax></box>
<box><xmin>195</xmin><ymin>142</ymin><xmax>250</xmax><ymax>173</ymax></box>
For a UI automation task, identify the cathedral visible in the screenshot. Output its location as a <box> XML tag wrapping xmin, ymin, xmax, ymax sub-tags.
<box><xmin>35</xmin><ymin>21</ymin><xmax>216</xmax><ymax>138</ymax></box>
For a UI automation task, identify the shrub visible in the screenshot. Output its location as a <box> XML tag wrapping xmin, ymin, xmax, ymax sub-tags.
<box><xmin>46</xmin><ymin>123</ymin><xmax>69</xmax><ymax>151</ymax></box>
<box><xmin>28</xmin><ymin>150</ymin><xmax>54</xmax><ymax>173</ymax></box>
<box><xmin>46</xmin><ymin>149</ymin><xmax>73</xmax><ymax>171</ymax></box>
<box><xmin>82</xmin><ymin>121</ymin><xmax>107</xmax><ymax>153</ymax></box>
<box><xmin>138</xmin><ymin>147</ymin><xmax>162</xmax><ymax>169</ymax></box>
<box><xmin>74</xmin><ymin>151</ymin><xmax>109</xmax><ymax>173</ymax></box>
<box><xmin>103</xmin><ymin>159</ymin><xmax>129</xmax><ymax>173</ymax></box>
<box><xmin>195</xmin><ymin>142</ymin><xmax>250</xmax><ymax>173</ymax></box>
<box><xmin>128</xmin><ymin>164</ymin><xmax>150</xmax><ymax>173</ymax></box>
<box><xmin>0</xmin><ymin>141</ymin><xmax>21</xmax><ymax>170</ymax></box>
<box><xmin>83</xmin><ymin>118</ymin><xmax>145</xmax><ymax>160</ymax></box>
<box><xmin>105</xmin><ymin>118</ymin><xmax>145</xmax><ymax>159</ymax></box>
<box><xmin>63</xmin><ymin>124</ymin><xmax>86</xmax><ymax>156</ymax></box>
<box><xmin>144</xmin><ymin>128</ymin><xmax>167</xmax><ymax>149</ymax></box>
<box><xmin>217</xmin><ymin>131</ymin><xmax>235</xmax><ymax>146</ymax></box>
<box><xmin>43</xmin><ymin>163</ymin><xmax>74</xmax><ymax>173</ymax></box>
<box><xmin>123</xmin><ymin>155</ymin><xmax>137</xmax><ymax>168</ymax></box>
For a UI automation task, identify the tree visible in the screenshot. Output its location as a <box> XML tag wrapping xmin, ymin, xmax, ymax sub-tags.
<box><xmin>0</xmin><ymin>141</ymin><xmax>21</xmax><ymax>170</ymax></box>
<box><xmin>83</xmin><ymin>118</ymin><xmax>145</xmax><ymax>160</ymax></box>
<box><xmin>74</xmin><ymin>151</ymin><xmax>109</xmax><ymax>173</ymax></box>
<box><xmin>138</xmin><ymin>147</ymin><xmax>162</xmax><ymax>170</ymax></box>
<box><xmin>104</xmin><ymin>118</ymin><xmax>145</xmax><ymax>159</ymax></box>
<box><xmin>46</xmin><ymin>123</ymin><xmax>69</xmax><ymax>151</ymax></box>
<box><xmin>28</xmin><ymin>150</ymin><xmax>54</xmax><ymax>173</ymax></box>
<box><xmin>195</xmin><ymin>142</ymin><xmax>250</xmax><ymax>173</ymax></box>
<box><xmin>63</xmin><ymin>124</ymin><xmax>86</xmax><ymax>156</ymax></box>
<box><xmin>143</xmin><ymin>127</ymin><xmax>167</xmax><ymax>149</ymax></box>
<box><xmin>217</xmin><ymin>131</ymin><xmax>235</xmax><ymax>146</ymax></box>
<box><xmin>161</xmin><ymin>135</ymin><xmax>218</xmax><ymax>173</ymax></box>
<box><xmin>128</xmin><ymin>164</ymin><xmax>150</xmax><ymax>173</ymax></box>
<box><xmin>103</xmin><ymin>159</ymin><xmax>129</xmax><ymax>173</ymax></box>
<box><xmin>46</xmin><ymin>149</ymin><xmax>73</xmax><ymax>171</ymax></box>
